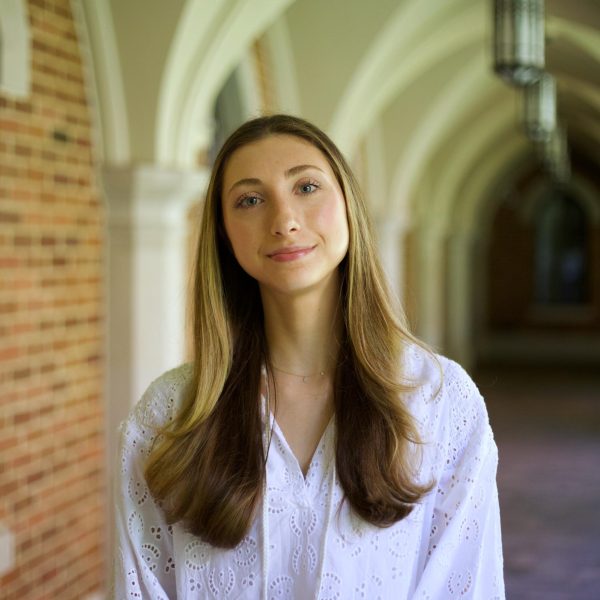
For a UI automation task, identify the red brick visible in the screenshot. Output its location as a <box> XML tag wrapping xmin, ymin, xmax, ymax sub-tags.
<box><xmin>14</xmin><ymin>409</ymin><xmax>34</xmax><ymax>423</ymax></box>
<box><xmin>0</xmin><ymin>212</ymin><xmax>20</xmax><ymax>223</ymax></box>
<box><xmin>0</xmin><ymin>346</ymin><xmax>20</xmax><ymax>360</ymax></box>
<box><xmin>0</xmin><ymin>302</ymin><xmax>18</xmax><ymax>313</ymax></box>
<box><xmin>0</xmin><ymin>480</ymin><xmax>19</xmax><ymax>495</ymax></box>
<box><xmin>1</xmin><ymin>1</ymin><xmax>105</xmax><ymax>597</ymax></box>
<box><xmin>26</xmin><ymin>168</ymin><xmax>44</xmax><ymax>181</ymax></box>
<box><xmin>0</xmin><ymin>257</ymin><xmax>22</xmax><ymax>267</ymax></box>
<box><xmin>14</xmin><ymin>235</ymin><xmax>32</xmax><ymax>246</ymax></box>
<box><xmin>0</xmin><ymin>119</ymin><xmax>19</xmax><ymax>132</ymax></box>
<box><xmin>14</xmin><ymin>496</ymin><xmax>34</xmax><ymax>512</ymax></box>
<box><xmin>15</xmin><ymin>145</ymin><xmax>33</xmax><ymax>157</ymax></box>
<box><xmin>12</xmin><ymin>189</ymin><xmax>34</xmax><ymax>202</ymax></box>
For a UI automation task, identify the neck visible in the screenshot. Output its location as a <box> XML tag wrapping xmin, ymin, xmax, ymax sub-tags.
<box><xmin>260</xmin><ymin>274</ymin><xmax>342</xmax><ymax>376</ymax></box>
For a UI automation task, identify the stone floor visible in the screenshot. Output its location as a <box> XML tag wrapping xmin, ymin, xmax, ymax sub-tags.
<box><xmin>474</xmin><ymin>364</ymin><xmax>600</xmax><ymax>600</ymax></box>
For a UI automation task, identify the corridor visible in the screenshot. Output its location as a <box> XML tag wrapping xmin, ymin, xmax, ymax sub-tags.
<box><xmin>475</xmin><ymin>364</ymin><xmax>600</xmax><ymax>600</ymax></box>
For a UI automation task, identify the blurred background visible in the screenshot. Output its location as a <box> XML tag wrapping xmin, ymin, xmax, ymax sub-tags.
<box><xmin>0</xmin><ymin>0</ymin><xmax>598</xmax><ymax>598</ymax></box>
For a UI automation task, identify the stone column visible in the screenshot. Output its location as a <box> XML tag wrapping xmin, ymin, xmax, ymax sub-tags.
<box><xmin>416</xmin><ymin>224</ymin><xmax>446</xmax><ymax>350</ymax></box>
<box><xmin>102</xmin><ymin>164</ymin><xmax>208</xmax><ymax>424</ymax></box>
<box><xmin>446</xmin><ymin>229</ymin><xmax>475</xmax><ymax>369</ymax></box>
<box><xmin>100</xmin><ymin>163</ymin><xmax>206</xmax><ymax>588</ymax></box>
<box><xmin>374</xmin><ymin>217</ymin><xmax>408</xmax><ymax>304</ymax></box>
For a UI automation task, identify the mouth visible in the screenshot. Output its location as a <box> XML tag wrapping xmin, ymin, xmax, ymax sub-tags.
<box><xmin>267</xmin><ymin>245</ymin><xmax>315</xmax><ymax>262</ymax></box>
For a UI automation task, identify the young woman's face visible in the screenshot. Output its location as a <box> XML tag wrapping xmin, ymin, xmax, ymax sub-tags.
<box><xmin>221</xmin><ymin>134</ymin><xmax>349</xmax><ymax>298</ymax></box>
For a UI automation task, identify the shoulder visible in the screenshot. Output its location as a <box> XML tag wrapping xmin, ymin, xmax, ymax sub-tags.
<box><xmin>124</xmin><ymin>362</ymin><xmax>194</xmax><ymax>437</ymax></box>
<box><xmin>118</xmin><ymin>363</ymin><xmax>194</xmax><ymax>465</ymax></box>
<box><xmin>402</xmin><ymin>345</ymin><xmax>492</xmax><ymax>461</ymax></box>
<box><xmin>403</xmin><ymin>344</ymin><xmax>485</xmax><ymax>414</ymax></box>
<box><xmin>403</xmin><ymin>343</ymin><xmax>477</xmax><ymax>393</ymax></box>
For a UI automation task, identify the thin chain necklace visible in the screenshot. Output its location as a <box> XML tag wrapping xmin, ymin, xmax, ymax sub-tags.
<box><xmin>271</xmin><ymin>364</ymin><xmax>328</xmax><ymax>383</ymax></box>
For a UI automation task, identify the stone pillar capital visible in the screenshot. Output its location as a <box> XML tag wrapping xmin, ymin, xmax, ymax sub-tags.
<box><xmin>101</xmin><ymin>163</ymin><xmax>209</xmax><ymax>228</ymax></box>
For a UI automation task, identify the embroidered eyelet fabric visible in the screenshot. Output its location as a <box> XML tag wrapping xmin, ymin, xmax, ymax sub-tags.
<box><xmin>111</xmin><ymin>347</ymin><xmax>505</xmax><ymax>599</ymax></box>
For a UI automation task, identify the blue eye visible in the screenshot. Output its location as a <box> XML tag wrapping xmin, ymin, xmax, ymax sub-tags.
<box><xmin>238</xmin><ymin>195</ymin><xmax>262</xmax><ymax>208</ymax></box>
<box><xmin>299</xmin><ymin>182</ymin><xmax>318</xmax><ymax>194</ymax></box>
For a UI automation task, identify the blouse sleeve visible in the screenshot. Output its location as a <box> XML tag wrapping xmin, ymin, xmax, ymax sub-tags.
<box><xmin>111</xmin><ymin>380</ymin><xmax>178</xmax><ymax>600</ymax></box>
<box><xmin>414</xmin><ymin>361</ymin><xmax>505</xmax><ymax>599</ymax></box>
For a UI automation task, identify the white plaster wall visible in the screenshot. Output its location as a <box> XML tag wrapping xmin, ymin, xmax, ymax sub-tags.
<box><xmin>0</xmin><ymin>0</ymin><xmax>30</xmax><ymax>98</ymax></box>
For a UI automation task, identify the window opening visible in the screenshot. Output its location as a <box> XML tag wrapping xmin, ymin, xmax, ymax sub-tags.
<box><xmin>534</xmin><ymin>191</ymin><xmax>589</xmax><ymax>305</ymax></box>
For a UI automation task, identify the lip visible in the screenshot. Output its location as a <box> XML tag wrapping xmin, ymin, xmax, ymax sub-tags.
<box><xmin>267</xmin><ymin>245</ymin><xmax>315</xmax><ymax>262</ymax></box>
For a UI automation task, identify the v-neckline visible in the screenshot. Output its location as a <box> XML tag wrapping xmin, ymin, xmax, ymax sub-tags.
<box><xmin>270</xmin><ymin>414</ymin><xmax>334</xmax><ymax>484</ymax></box>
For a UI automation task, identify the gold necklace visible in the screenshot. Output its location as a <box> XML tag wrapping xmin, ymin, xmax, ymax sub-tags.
<box><xmin>271</xmin><ymin>365</ymin><xmax>327</xmax><ymax>383</ymax></box>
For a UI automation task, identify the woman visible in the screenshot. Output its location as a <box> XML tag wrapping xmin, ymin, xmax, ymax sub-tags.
<box><xmin>113</xmin><ymin>115</ymin><xmax>504</xmax><ymax>599</ymax></box>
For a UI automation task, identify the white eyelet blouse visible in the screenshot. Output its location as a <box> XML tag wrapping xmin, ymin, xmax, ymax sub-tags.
<box><xmin>111</xmin><ymin>346</ymin><xmax>505</xmax><ymax>599</ymax></box>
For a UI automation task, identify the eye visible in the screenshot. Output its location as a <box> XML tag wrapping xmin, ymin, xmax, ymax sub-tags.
<box><xmin>298</xmin><ymin>180</ymin><xmax>320</xmax><ymax>194</ymax></box>
<box><xmin>236</xmin><ymin>194</ymin><xmax>263</xmax><ymax>209</ymax></box>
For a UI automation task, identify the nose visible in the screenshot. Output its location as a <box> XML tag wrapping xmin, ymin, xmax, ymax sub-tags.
<box><xmin>270</xmin><ymin>198</ymin><xmax>300</xmax><ymax>236</ymax></box>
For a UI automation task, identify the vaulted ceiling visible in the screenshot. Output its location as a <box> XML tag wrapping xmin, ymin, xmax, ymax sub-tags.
<box><xmin>80</xmin><ymin>0</ymin><xmax>600</xmax><ymax>368</ymax></box>
<box><xmin>84</xmin><ymin>0</ymin><xmax>599</xmax><ymax>226</ymax></box>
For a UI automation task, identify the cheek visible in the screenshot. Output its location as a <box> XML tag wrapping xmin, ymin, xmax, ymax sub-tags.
<box><xmin>224</xmin><ymin>221</ymin><xmax>259</xmax><ymax>268</ymax></box>
<box><xmin>315</xmin><ymin>199</ymin><xmax>349</xmax><ymax>246</ymax></box>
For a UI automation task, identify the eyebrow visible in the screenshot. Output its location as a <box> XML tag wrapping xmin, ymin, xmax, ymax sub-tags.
<box><xmin>227</xmin><ymin>164</ymin><xmax>325</xmax><ymax>194</ymax></box>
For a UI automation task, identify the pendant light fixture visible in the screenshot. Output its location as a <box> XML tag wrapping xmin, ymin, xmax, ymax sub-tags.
<box><xmin>493</xmin><ymin>0</ymin><xmax>545</xmax><ymax>86</ymax></box>
<box><xmin>542</xmin><ymin>126</ymin><xmax>570</xmax><ymax>184</ymax></box>
<box><xmin>523</xmin><ymin>72</ymin><xmax>556</xmax><ymax>141</ymax></box>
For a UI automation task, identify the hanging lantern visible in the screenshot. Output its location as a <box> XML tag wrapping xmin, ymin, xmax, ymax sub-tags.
<box><xmin>493</xmin><ymin>0</ymin><xmax>545</xmax><ymax>86</ymax></box>
<box><xmin>542</xmin><ymin>126</ymin><xmax>570</xmax><ymax>184</ymax></box>
<box><xmin>522</xmin><ymin>72</ymin><xmax>556</xmax><ymax>141</ymax></box>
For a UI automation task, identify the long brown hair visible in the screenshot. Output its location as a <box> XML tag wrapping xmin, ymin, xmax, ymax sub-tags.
<box><xmin>145</xmin><ymin>114</ymin><xmax>433</xmax><ymax>548</ymax></box>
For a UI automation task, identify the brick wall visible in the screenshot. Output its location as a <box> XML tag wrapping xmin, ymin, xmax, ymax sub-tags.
<box><xmin>0</xmin><ymin>0</ymin><xmax>106</xmax><ymax>598</ymax></box>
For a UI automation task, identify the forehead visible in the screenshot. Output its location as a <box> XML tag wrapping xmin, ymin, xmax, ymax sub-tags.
<box><xmin>222</xmin><ymin>134</ymin><xmax>332</xmax><ymax>186</ymax></box>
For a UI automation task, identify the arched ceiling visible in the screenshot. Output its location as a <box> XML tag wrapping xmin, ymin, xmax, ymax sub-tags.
<box><xmin>283</xmin><ymin>0</ymin><xmax>401</xmax><ymax>131</ymax></box>
<box><xmin>84</xmin><ymin>0</ymin><xmax>600</xmax><ymax>223</ymax></box>
<box><xmin>277</xmin><ymin>0</ymin><xmax>600</xmax><ymax>226</ymax></box>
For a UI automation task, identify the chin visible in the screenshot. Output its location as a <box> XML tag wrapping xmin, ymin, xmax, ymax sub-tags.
<box><xmin>262</xmin><ymin>271</ymin><xmax>339</xmax><ymax>297</ymax></box>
